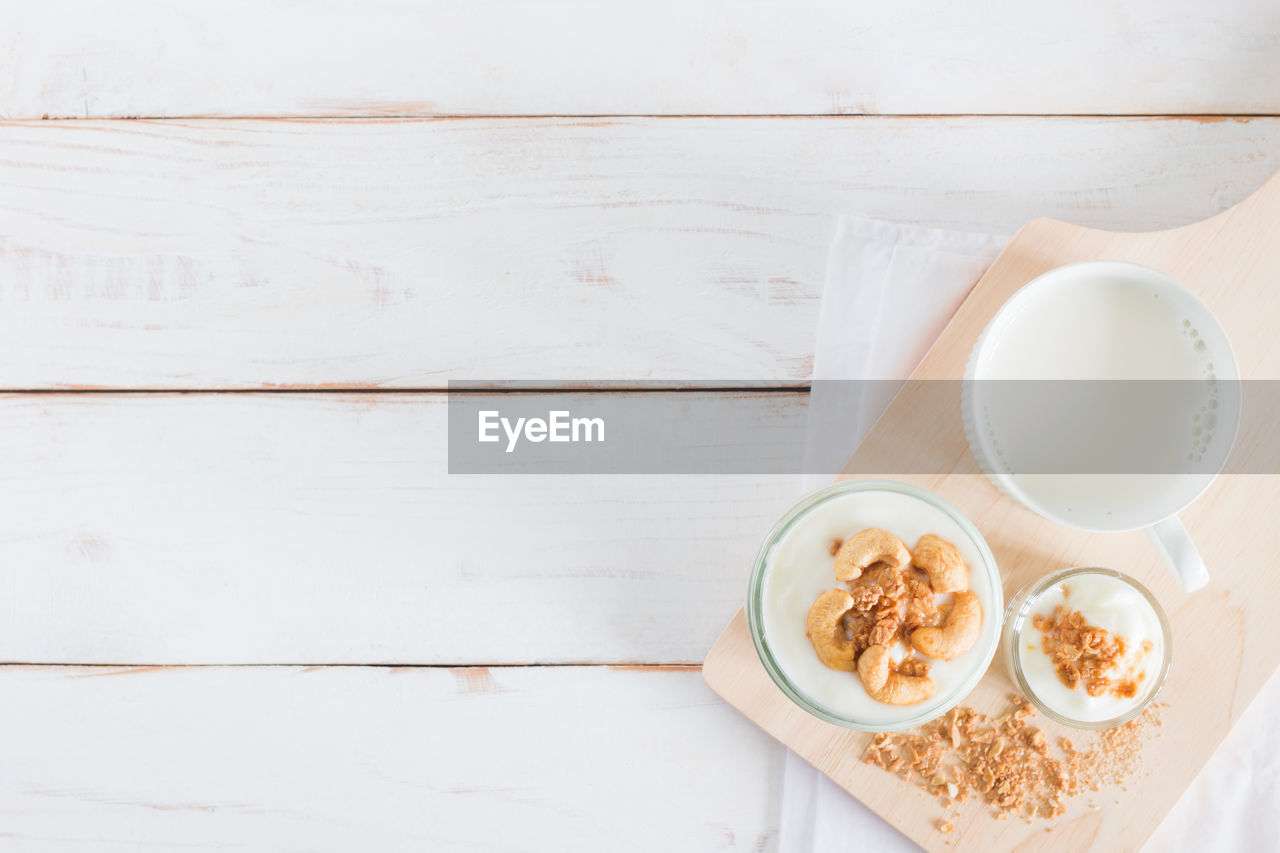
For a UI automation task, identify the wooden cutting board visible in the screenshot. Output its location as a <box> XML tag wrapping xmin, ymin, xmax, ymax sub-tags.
<box><xmin>703</xmin><ymin>171</ymin><xmax>1280</xmax><ymax>852</ymax></box>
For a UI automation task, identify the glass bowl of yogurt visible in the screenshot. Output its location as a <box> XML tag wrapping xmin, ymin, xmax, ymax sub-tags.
<box><xmin>746</xmin><ymin>479</ymin><xmax>1003</xmax><ymax>731</ymax></box>
<box><xmin>1002</xmin><ymin>567</ymin><xmax>1171</xmax><ymax>729</ymax></box>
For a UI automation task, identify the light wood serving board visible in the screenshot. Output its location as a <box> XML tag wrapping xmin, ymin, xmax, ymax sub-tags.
<box><xmin>703</xmin><ymin>172</ymin><xmax>1280</xmax><ymax>852</ymax></box>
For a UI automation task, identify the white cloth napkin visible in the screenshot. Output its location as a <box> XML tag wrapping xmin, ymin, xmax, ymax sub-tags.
<box><xmin>781</xmin><ymin>216</ymin><xmax>1280</xmax><ymax>852</ymax></box>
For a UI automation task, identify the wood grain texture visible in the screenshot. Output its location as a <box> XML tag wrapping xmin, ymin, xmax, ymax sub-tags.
<box><xmin>704</xmin><ymin>173</ymin><xmax>1280</xmax><ymax>851</ymax></box>
<box><xmin>1</xmin><ymin>117</ymin><xmax>1279</xmax><ymax>388</ymax></box>
<box><xmin>0</xmin><ymin>664</ymin><xmax>781</xmax><ymax>851</ymax></box>
<box><xmin>4</xmin><ymin>1</ymin><xmax>1280</xmax><ymax>117</ymax></box>
<box><xmin>5</xmin><ymin>3</ymin><xmax>1277</xmax><ymax>848</ymax></box>
<box><xmin>0</xmin><ymin>391</ymin><xmax>804</xmax><ymax>664</ymax></box>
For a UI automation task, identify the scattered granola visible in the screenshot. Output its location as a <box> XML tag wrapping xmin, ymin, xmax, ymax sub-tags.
<box><xmin>862</xmin><ymin>695</ymin><xmax>1163</xmax><ymax>822</ymax></box>
<box><xmin>1031</xmin><ymin>606</ymin><xmax>1151</xmax><ymax>699</ymax></box>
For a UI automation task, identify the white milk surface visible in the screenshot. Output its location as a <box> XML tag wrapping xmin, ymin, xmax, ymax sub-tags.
<box><xmin>972</xmin><ymin>270</ymin><xmax>1231</xmax><ymax>530</ymax></box>
<box><xmin>978</xmin><ymin>275</ymin><xmax>1211</xmax><ymax>381</ymax></box>
<box><xmin>760</xmin><ymin>488</ymin><xmax>997</xmax><ymax>727</ymax></box>
<box><xmin>1017</xmin><ymin>573</ymin><xmax>1164</xmax><ymax>723</ymax></box>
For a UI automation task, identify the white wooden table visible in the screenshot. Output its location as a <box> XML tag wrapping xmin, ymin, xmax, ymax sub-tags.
<box><xmin>2</xmin><ymin>3</ymin><xmax>1279</xmax><ymax>849</ymax></box>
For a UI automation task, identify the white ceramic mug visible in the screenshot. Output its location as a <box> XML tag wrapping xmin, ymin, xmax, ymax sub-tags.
<box><xmin>963</xmin><ymin>261</ymin><xmax>1241</xmax><ymax>592</ymax></box>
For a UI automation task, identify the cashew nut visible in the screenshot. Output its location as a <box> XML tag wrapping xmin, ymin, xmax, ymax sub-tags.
<box><xmin>834</xmin><ymin>528</ymin><xmax>910</xmax><ymax>582</ymax></box>
<box><xmin>911</xmin><ymin>590</ymin><xmax>982</xmax><ymax>660</ymax></box>
<box><xmin>856</xmin><ymin>644</ymin><xmax>936</xmax><ymax>705</ymax></box>
<box><xmin>911</xmin><ymin>534</ymin><xmax>968</xmax><ymax>593</ymax></box>
<box><xmin>806</xmin><ymin>588</ymin><xmax>859</xmax><ymax>671</ymax></box>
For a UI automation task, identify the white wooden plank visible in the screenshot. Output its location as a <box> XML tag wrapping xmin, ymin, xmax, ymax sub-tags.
<box><xmin>4</xmin><ymin>1</ymin><xmax>1280</xmax><ymax>117</ymax></box>
<box><xmin>0</xmin><ymin>392</ymin><xmax>804</xmax><ymax>664</ymax></box>
<box><xmin>0</xmin><ymin>664</ymin><xmax>781</xmax><ymax>851</ymax></box>
<box><xmin>1</xmin><ymin>117</ymin><xmax>1278</xmax><ymax>388</ymax></box>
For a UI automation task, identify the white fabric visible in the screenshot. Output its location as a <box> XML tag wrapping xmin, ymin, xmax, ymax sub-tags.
<box><xmin>801</xmin><ymin>216</ymin><xmax>1004</xmax><ymax>483</ymax></box>
<box><xmin>781</xmin><ymin>216</ymin><xmax>1280</xmax><ymax>852</ymax></box>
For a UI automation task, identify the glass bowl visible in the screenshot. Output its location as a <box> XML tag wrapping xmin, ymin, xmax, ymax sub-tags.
<box><xmin>745</xmin><ymin>479</ymin><xmax>1002</xmax><ymax>731</ymax></box>
<box><xmin>1002</xmin><ymin>567</ymin><xmax>1172</xmax><ymax>729</ymax></box>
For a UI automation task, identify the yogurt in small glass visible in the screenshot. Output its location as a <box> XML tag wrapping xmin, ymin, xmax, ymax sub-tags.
<box><xmin>746</xmin><ymin>479</ymin><xmax>1003</xmax><ymax>731</ymax></box>
<box><xmin>1003</xmin><ymin>567</ymin><xmax>1171</xmax><ymax>728</ymax></box>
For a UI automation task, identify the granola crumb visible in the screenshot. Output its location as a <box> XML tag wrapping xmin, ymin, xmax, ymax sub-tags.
<box><xmin>829</xmin><ymin>538</ymin><xmax>843</xmax><ymax>557</ymax></box>
<box><xmin>860</xmin><ymin>697</ymin><xmax>1164</xmax><ymax>822</ymax></box>
<box><xmin>1030</xmin><ymin>605</ymin><xmax>1151</xmax><ymax>699</ymax></box>
<box><xmin>938</xmin><ymin>820</ymin><xmax>954</xmax><ymax>834</ymax></box>
<box><xmin>835</xmin><ymin>562</ymin><xmax>944</xmax><ymax>662</ymax></box>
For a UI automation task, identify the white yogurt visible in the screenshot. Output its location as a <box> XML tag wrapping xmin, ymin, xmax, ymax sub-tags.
<box><xmin>1016</xmin><ymin>572</ymin><xmax>1164</xmax><ymax>723</ymax></box>
<box><xmin>759</xmin><ymin>487</ymin><xmax>997</xmax><ymax>727</ymax></box>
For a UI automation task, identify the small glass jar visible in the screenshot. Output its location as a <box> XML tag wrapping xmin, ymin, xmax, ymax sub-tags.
<box><xmin>1002</xmin><ymin>567</ymin><xmax>1172</xmax><ymax>729</ymax></box>
<box><xmin>746</xmin><ymin>479</ymin><xmax>1002</xmax><ymax>731</ymax></box>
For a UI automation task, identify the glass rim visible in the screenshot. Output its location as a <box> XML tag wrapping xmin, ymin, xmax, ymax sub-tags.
<box><xmin>1002</xmin><ymin>566</ymin><xmax>1172</xmax><ymax>730</ymax></box>
<box><xmin>745</xmin><ymin>478</ymin><xmax>1003</xmax><ymax>732</ymax></box>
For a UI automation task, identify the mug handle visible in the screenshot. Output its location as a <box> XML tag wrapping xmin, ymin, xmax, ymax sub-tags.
<box><xmin>1146</xmin><ymin>515</ymin><xmax>1210</xmax><ymax>592</ymax></box>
